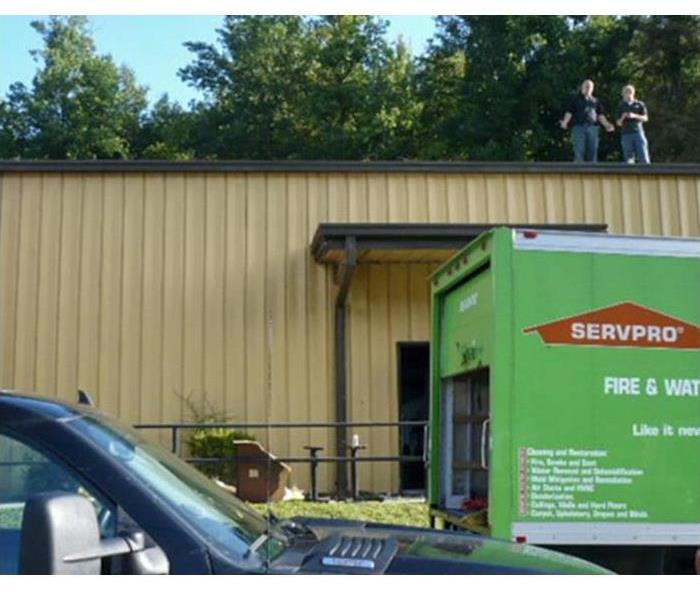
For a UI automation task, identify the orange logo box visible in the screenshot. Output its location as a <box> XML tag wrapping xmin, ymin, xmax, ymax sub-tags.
<box><xmin>523</xmin><ymin>302</ymin><xmax>700</xmax><ymax>349</ymax></box>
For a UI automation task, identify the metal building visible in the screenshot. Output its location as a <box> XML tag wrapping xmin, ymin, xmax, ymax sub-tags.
<box><xmin>1</xmin><ymin>160</ymin><xmax>699</xmax><ymax>494</ymax></box>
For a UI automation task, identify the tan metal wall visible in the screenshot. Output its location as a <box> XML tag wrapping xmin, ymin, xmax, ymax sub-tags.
<box><xmin>1</xmin><ymin>170</ymin><xmax>699</xmax><ymax>494</ymax></box>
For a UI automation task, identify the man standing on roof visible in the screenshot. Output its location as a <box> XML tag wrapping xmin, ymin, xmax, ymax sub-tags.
<box><xmin>560</xmin><ymin>79</ymin><xmax>615</xmax><ymax>163</ymax></box>
<box><xmin>616</xmin><ymin>84</ymin><xmax>650</xmax><ymax>164</ymax></box>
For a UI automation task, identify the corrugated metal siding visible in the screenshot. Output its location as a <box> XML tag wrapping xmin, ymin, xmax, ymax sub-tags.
<box><xmin>1</xmin><ymin>171</ymin><xmax>699</xmax><ymax>493</ymax></box>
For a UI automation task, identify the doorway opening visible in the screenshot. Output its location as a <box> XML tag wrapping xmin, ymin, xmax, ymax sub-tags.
<box><xmin>397</xmin><ymin>343</ymin><xmax>430</xmax><ymax>494</ymax></box>
<box><xmin>441</xmin><ymin>368</ymin><xmax>490</xmax><ymax>509</ymax></box>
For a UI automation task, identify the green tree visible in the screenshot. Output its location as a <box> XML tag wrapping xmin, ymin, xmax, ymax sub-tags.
<box><xmin>0</xmin><ymin>85</ymin><xmax>31</xmax><ymax>158</ymax></box>
<box><xmin>0</xmin><ymin>16</ymin><xmax>147</xmax><ymax>159</ymax></box>
<box><xmin>617</xmin><ymin>16</ymin><xmax>700</xmax><ymax>161</ymax></box>
<box><xmin>135</xmin><ymin>95</ymin><xmax>196</xmax><ymax>159</ymax></box>
<box><xmin>179</xmin><ymin>16</ymin><xmax>310</xmax><ymax>159</ymax></box>
<box><xmin>297</xmin><ymin>16</ymin><xmax>419</xmax><ymax>159</ymax></box>
<box><xmin>3</xmin><ymin>15</ymin><xmax>698</xmax><ymax>162</ymax></box>
<box><xmin>416</xmin><ymin>16</ymin><xmax>591</xmax><ymax>161</ymax></box>
<box><xmin>179</xmin><ymin>15</ymin><xmax>419</xmax><ymax>159</ymax></box>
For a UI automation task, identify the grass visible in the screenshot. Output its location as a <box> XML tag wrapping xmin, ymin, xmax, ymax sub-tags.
<box><xmin>2</xmin><ymin>499</ymin><xmax>429</xmax><ymax>531</ymax></box>
<box><xmin>249</xmin><ymin>500</ymin><xmax>429</xmax><ymax>528</ymax></box>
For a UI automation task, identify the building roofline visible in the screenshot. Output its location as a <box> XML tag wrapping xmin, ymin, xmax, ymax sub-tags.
<box><xmin>1</xmin><ymin>160</ymin><xmax>699</xmax><ymax>176</ymax></box>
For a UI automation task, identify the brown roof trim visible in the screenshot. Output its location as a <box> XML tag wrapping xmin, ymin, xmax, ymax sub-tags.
<box><xmin>1</xmin><ymin>160</ymin><xmax>699</xmax><ymax>176</ymax></box>
<box><xmin>311</xmin><ymin>223</ymin><xmax>608</xmax><ymax>263</ymax></box>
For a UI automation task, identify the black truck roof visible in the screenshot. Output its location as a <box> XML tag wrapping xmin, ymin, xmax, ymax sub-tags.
<box><xmin>0</xmin><ymin>390</ymin><xmax>88</xmax><ymax>422</ymax></box>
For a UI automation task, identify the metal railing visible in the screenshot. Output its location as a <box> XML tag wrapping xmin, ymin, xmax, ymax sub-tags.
<box><xmin>133</xmin><ymin>420</ymin><xmax>430</xmax><ymax>500</ymax></box>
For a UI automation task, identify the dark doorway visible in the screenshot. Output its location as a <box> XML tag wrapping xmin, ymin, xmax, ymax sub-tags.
<box><xmin>397</xmin><ymin>343</ymin><xmax>430</xmax><ymax>494</ymax></box>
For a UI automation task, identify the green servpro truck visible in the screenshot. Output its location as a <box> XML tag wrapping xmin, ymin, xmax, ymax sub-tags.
<box><xmin>428</xmin><ymin>227</ymin><xmax>700</xmax><ymax>574</ymax></box>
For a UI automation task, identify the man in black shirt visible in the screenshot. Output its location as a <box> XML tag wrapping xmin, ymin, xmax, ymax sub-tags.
<box><xmin>616</xmin><ymin>84</ymin><xmax>650</xmax><ymax>164</ymax></box>
<box><xmin>560</xmin><ymin>79</ymin><xmax>615</xmax><ymax>162</ymax></box>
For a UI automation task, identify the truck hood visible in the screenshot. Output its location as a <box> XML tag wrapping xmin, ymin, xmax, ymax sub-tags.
<box><xmin>288</xmin><ymin>517</ymin><xmax>612</xmax><ymax>574</ymax></box>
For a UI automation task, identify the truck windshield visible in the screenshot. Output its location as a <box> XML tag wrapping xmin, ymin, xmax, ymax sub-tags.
<box><xmin>69</xmin><ymin>413</ymin><xmax>288</xmax><ymax>566</ymax></box>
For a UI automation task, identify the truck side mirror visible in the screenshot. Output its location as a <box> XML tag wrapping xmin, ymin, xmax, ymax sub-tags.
<box><xmin>18</xmin><ymin>492</ymin><xmax>169</xmax><ymax>575</ymax></box>
<box><xmin>19</xmin><ymin>492</ymin><xmax>104</xmax><ymax>574</ymax></box>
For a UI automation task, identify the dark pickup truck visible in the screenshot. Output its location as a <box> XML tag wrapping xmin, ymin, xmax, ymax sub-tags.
<box><xmin>0</xmin><ymin>391</ymin><xmax>610</xmax><ymax>575</ymax></box>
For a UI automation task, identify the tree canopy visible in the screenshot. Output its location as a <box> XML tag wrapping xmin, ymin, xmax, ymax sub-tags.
<box><xmin>1</xmin><ymin>15</ymin><xmax>699</xmax><ymax>162</ymax></box>
<box><xmin>0</xmin><ymin>16</ymin><xmax>147</xmax><ymax>159</ymax></box>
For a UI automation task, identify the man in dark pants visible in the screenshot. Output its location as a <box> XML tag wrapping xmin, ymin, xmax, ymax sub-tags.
<box><xmin>560</xmin><ymin>79</ymin><xmax>615</xmax><ymax>162</ymax></box>
<box><xmin>616</xmin><ymin>84</ymin><xmax>650</xmax><ymax>164</ymax></box>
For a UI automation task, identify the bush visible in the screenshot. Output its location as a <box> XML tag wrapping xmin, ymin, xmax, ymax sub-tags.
<box><xmin>177</xmin><ymin>391</ymin><xmax>254</xmax><ymax>486</ymax></box>
<box><xmin>187</xmin><ymin>428</ymin><xmax>254</xmax><ymax>485</ymax></box>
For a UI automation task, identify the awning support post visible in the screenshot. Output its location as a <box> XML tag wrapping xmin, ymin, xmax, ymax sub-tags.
<box><xmin>334</xmin><ymin>235</ymin><xmax>357</xmax><ymax>497</ymax></box>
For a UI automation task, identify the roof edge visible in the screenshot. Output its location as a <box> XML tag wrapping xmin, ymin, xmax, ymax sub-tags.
<box><xmin>1</xmin><ymin>160</ymin><xmax>699</xmax><ymax>176</ymax></box>
<box><xmin>310</xmin><ymin>222</ymin><xmax>608</xmax><ymax>263</ymax></box>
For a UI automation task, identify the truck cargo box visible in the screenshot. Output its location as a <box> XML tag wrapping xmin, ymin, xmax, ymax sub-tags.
<box><xmin>428</xmin><ymin>228</ymin><xmax>700</xmax><ymax>557</ymax></box>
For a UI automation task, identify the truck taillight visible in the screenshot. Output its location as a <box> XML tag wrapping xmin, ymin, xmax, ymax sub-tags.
<box><xmin>522</xmin><ymin>230</ymin><xmax>538</xmax><ymax>239</ymax></box>
<box><xmin>515</xmin><ymin>536</ymin><xmax>527</xmax><ymax>544</ymax></box>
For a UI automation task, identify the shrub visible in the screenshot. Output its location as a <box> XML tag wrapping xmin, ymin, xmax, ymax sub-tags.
<box><xmin>177</xmin><ymin>391</ymin><xmax>254</xmax><ymax>486</ymax></box>
<box><xmin>187</xmin><ymin>428</ymin><xmax>254</xmax><ymax>485</ymax></box>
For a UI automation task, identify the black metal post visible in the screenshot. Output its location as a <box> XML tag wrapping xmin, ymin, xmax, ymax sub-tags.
<box><xmin>303</xmin><ymin>446</ymin><xmax>323</xmax><ymax>501</ymax></box>
<box><xmin>171</xmin><ymin>426</ymin><xmax>180</xmax><ymax>456</ymax></box>
<box><xmin>350</xmin><ymin>443</ymin><xmax>366</xmax><ymax>500</ymax></box>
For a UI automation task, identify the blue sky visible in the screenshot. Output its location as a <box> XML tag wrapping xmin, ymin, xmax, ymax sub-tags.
<box><xmin>0</xmin><ymin>15</ymin><xmax>437</xmax><ymax>107</ymax></box>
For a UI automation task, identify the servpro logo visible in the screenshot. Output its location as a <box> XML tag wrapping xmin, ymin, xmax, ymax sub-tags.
<box><xmin>523</xmin><ymin>302</ymin><xmax>700</xmax><ymax>349</ymax></box>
